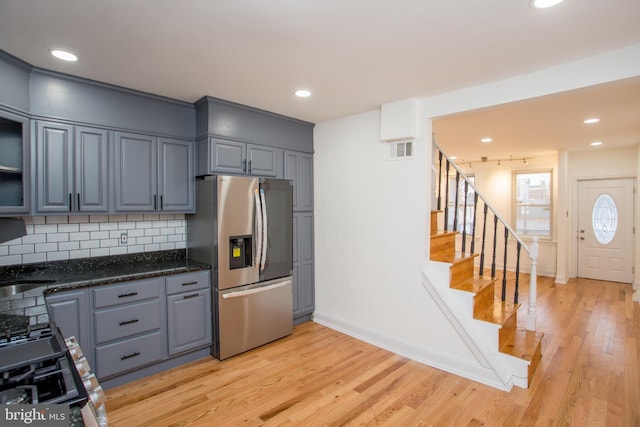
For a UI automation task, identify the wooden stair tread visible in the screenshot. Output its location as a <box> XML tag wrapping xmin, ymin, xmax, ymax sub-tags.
<box><xmin>500</xmin><ymin>329</ymin><xmax>544</xmax><ymax>361</ymax></box>
<box><xmin>430</xmin><ymin>251</ymin><xmax>478</xmax><ymax>264</ymax></box>
<box><xmin>475</xmin><ymin>300</ymin><xmax>518</xmax><ymax>325</ymax></box>
<box><xmin>450</xmin><ymin>276</ymin><xmax>497</xmax><ymax>294</ymax></box>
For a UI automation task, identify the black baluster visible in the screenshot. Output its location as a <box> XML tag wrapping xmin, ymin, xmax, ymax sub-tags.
<box><xmin>491</xmin><ymin>214</ymin><xmax>498</xmax><ymax>279</ymax></box>
<box><xmin>514</xmin><ymin>242</ymin><xmax>522</xmax><ymax>304</ymax></box>
<box><xmin>501</xmin><ymin>226</ymin><xmax>508</xmax><ymax>302</ymax></box>
<box><xmin>437</xmin><ymin>151</ymin><xmax>443</xmax><ymax>211</ymax></box>
<box><xmin>479</xmin><ymin>203</ymin><xmax>488</xmax><ymax>277</ymax></box>
<box><xmin>453</xmin><ymin>171</ymin><xmax>460</xmax><ymax>232</ymax></box>
<box><xmin>461</xmin><ymin>180</ymin><xmax>468</xmax><ymax>253</ymax></box>
<box><xmin>444</xmin><ymin>161</ymin><xmax>450</xmax><ymax>231</ymax></box>
<box><xmin>470</xmin><ymin>189</ymin><xmax>478</xmax><ymax>255</ymax></box>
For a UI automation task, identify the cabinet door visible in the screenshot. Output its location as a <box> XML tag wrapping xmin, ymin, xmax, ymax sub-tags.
<box><xmin>293</xmin><ymin>212</ymin><xmax>314</xmax><ymax>318</ymax></box>
<box><xmin>247</xmin><ymin>144</ymin><xmax>280</xmax><ymax>177</ymax></box>
<box><xmin>37</xmin><ymin>121</ymin><xmax>74</xmax><ymax>212</ymax></box>
<box><xmin>46</xmin><ymin>289</ymin><xmax>92</xmax><ymax>366</ymax></box>
<box><xmin>114</xmin><ymin>132</ymin><xmax>157</xmax><ymax>211</ymax></box>
<box><xmin>75</xmin><ymin>126</ymin><xmax>109</xmax><ymax>212</ymax></box>
<box><xmin>284</xmin><ymin>151</ymin><xmax>313</xmax><ymax>211</ymax></box>
<box><xmin>167</xmin><ymin>290</ymin><xmax>212</xmax><ymax>356</ymax></box>
<box><xmin>158</xmin><ymin>138</ymin><xmax>194</xmax><ymax>212</ymax></box>
<box><xmin>208</xmin><ymin>138</ymin><xmax>246</xmax><ymax>175</ymax></box>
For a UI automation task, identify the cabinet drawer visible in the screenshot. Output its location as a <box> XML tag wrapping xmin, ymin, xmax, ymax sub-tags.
<box><xmin>94</xmin><ymin>299</ymin><xmax>161</xmax><ymax>344</ymax></box>
<box><xmin>166</xmin><ymin>270</ymin><xmax>210</xmax><ymax>295</ymax></box>
<box><xmin>93</xmin><ymin>278</ymin><xmax>161</xmax><ymax>308</ymax></box>
<box><xmin>95</xmin><ymin>331</ymin><xmax>162</xmax><ymax>379</ymax></box>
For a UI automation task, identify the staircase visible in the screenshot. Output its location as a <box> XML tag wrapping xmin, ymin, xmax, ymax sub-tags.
<box><xmin>429</xmin><ymin>209</ymin><xmax>544</xmax><ymax>388</ymax></box>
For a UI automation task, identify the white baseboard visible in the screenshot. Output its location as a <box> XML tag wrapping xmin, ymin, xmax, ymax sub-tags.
<box><xmin>312</xmin><ymin>311</ymin><xmax>512</xmax><ymax>392</ymax></box>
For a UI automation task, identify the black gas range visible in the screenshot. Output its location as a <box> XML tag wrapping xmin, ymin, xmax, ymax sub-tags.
<box><xmin>0</xmin><ymin>317</ymin><xmax>107</xmax><ymax>426</ymax></box>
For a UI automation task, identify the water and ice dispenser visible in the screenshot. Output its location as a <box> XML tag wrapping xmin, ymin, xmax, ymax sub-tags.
<box><xmin>229</xmin><ymin>236</ymin><xmax>253</xmax><ymax>270</ymax></box>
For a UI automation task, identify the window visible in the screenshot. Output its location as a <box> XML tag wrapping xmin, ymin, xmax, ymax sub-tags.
<box><xmin>447</xmin><ymin>174</ymin><xmax>475</xmax><ymax>233</ymax></box>
<box><xmin>513</xmin><ymin>170</ymin><xmax>552</xmax><ymax>237</ymax></box>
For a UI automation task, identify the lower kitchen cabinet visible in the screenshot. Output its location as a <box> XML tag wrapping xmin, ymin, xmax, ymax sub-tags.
<box><xmin>46</xmin><ymin>270</ymin><xmax>212</xmax><ymax>383</ymax></box>
<box><xmin>293</xmin><ymin>212</ymin><xmax>314</xmax><ymax>321</ymax></box>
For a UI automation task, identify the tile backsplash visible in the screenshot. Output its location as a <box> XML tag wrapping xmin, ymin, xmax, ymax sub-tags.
<box><xmin>0</xmin><ymin>214</ymin><xmax>186</xmax><ymax>266</ymax></box>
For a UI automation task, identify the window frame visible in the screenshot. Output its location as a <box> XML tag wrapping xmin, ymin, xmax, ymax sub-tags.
<box><xmin>512</xmin><ymin>169</ymin><xmax>553</xmax><ymax>239</ymax></box>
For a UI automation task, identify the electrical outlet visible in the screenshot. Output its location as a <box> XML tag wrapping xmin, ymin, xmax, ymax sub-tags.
<box><xmin>120</xmin><ymin>232</ymin><xmax>128</xmax><ymax>245</ymax></box>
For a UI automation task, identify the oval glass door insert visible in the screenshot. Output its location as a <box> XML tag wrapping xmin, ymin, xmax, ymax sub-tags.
<box><xmin>592</xmin><ymin>193</ymin><xmax>617</xmax><ymax>244</ymax></box>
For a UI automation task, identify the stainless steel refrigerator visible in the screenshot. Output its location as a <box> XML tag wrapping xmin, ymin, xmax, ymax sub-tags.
<box><xmin>187</xmin><ymin>175</ymin><xmax>293</xmax><ymax>360</ymax></box>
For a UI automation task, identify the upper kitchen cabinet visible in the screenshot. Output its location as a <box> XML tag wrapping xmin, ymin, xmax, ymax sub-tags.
<box><xmin>198</xmin><ymin>137</ymin><xmax>282</xmax><ymax>177</ymax></box>
<box><xmin>36</xmin><ymin>121</ymin><xmax>109</xmax><ymax>213</ymax></box>
<box><xmin>0</xmin><ymin>109</ymin><xmax>30</xmax><ymax>215</ymax></box>
<box><xmin>114</xmin><ymin>132</ymin><xmax>194</xmax><ymax>213</ymax></box>
<box><xmin>284</xmin><ymin>151</ymin><xmax>313</xmax><ymax>211</ymax></box>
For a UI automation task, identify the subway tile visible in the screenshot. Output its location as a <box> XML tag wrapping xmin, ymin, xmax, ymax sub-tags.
<box><xmin>22</xmin><ymin>253</ymin><xmax>47</xmax><ymax>264</ymax></box>
<box><xmin>25</xmin><ymin>305</ymin><xmax>48</xmax><ymax>316</ymax></box>
<box><xmin>9</xmin><ymin>244</ymin><xmax>34</xmax><ymax>255</ymax></box>
<box><xmin>58</xmin><ymin>241</ymin><xmax>80</xmax><ymax>251</ymax></box>
<box><xmin>79</xmin><ymin>223</ymin><xmax>100</xmax><ymax>232</ymax></box>
<box><xmin>80</xmin><ymin>240</ymin><xmax>100</xmax><ymax>250</ymax></box>
<box><xmin>68</xmin><ymin>215</ymin><xmax>90</xmax><ymax>224</ymax></box>
<box><xmin>90</xmin><ymin>231</ymin><xmax>109</xmax><ymax>240</ymax></box>
<box><xmin>11</xmin><ymin>297</ymin><xmax>36</xmax><ymax>309</ymax></box>
<box><xmin>175</xmin><ymin>241</ymin><xmax>186</xmax><ymax>249</ymax></box>
<box><xmin>34</xmin><ymin>224</ymin><xmax>58</xmax><ymax>234</ymax></box>
<box><xmin>45</xmin><ymin>216</ymin><xmax>68</xmax><ymax>224</ymax></box>
<box><xmin>167</xmin><ymin>220</ymin><xmax>183</xmax><ymax>227</ymax></box>
<box><xmin>24</xmin><ymin>217</ymin><xmax>46</xmax><ymax>225</ymax></box>
<box><xmin>99</xmin><ymin>222</ymin><xmax>118</xmax><ymax>231</ymax></box>
<box><xmin>173</xmin><ymin>214</ymin><xmax>185</xmax><ymax>220</ymax></box>
<box><xmin>47</xmin><ymin>251</ymin><xmax>69</xmax><ymax>262</ymax></box>
<box><xmin>152</xmin><ymin>220</ymin><xmax>168</xmax><ymax>228</ymax></box>
<box><xmin>69</xmin><ymin>249</ymin><xmax>91</xmax><ymax>259</ymax></box>
<box><xmin>127</xmin><ymin>245</ymin><xmax>145</xmax><ymax>253</ymax></box>
<box><xmin>109</xmin><ymin>214</ymin><xmax>127</xmax><ymax>222</ymax></box>
<box><xmin>143</xmin><ymin>214</ymin><xmax>160</xmax><ymax>221</ymax></box>
<box><xmin>89</xmin><ymin>215</ymin><xmax>109</xmax><ymax>223</ymax></box>
<box><xmin>47</xmin><ymin>232</ymin><xmax>69</xmax><ymax>243</ymax></box>
<box><xmin>0</xmin><ymin>246</ymin><xmax>9</xmax><ymax>256</ymax></box>
<box><xmin>118</xmin><ymin>221</ymin><xmax>136</xmax><ymax>230</ymax></box>
<box><xmin>127</xmin><ymin>214</ymin><xmax>144</xmax><ymax>221</ymax></box>
<box><xmin>136</xmin><ymin>221</ymin><xmax>152</xmax><ymax>229</ymax></box>
<box><xmin>167</xmin><ymin>235</ymin><xmax>183</xmax><ymax>243</ymax></box>
<box><xmin>35</xmin><ymin>242</ymin><xmax>58</xmax><ymax>253</ymax></box>
<box><xmin>152</xmin><ymin>235</ymin><xmax>168</xmax><ymax>244</ymax></box>
<box><xmin>160</xmin><ymin>242</ymin><xmax>175</xmax><ymax>251</ymax></box>
<box><xmin>161</xmin><ymin>227</ymin><xmax>175</xmax><ymax>235</ymax></box>
<box><xmin>109</xmin><ymin>246</ymin><xmax>127</xmax><ymax>255</ymax></box>
<box><xmin>159</xmin><ymin>213</ymin><xmax>174</xmax><ymax>221</ymax></box>
<box><xmin>100</xmin><ymin>239</ymin><xmax>119</xmax><ymax>248</ymax></box>
<box><xmin>90</xmin><ymin>248</ymin><xmax>110</xmax><ymax>257</ymax></box>
<box><xmin>175</xmin><ymin>226</ymin><xmax>186</xmax><ymax>235</ymax></box>
<box><xmin>127</xmin><ymin>229</ymin><xmax>144</xmax><ymax>237</ymax></box>
<box><xmin>144</xmin><ymin>243</ymin><xmax>160</xmax><ymax>252</ymax></box>
<box><xmin>136</xmin><ymin>236</ymin><xmax>152</xmax><ymax>245</ymax></box>
<box><xmin>144</xmin><ymin>228</ymin><xmax>160</xmax><ymax>237</ymax></box>
<box><xmin>58</xmin><ymin>223</ymin><xmax>79</xmax><ymax>233</ymax></box>
<box><xmin>69</xmin><ymin>232</ymin><xmax>90</xmax><ymax>241</ymax></box>
<box><xmin>21</xmin><ymin>233</ymin><xmax>47</xmax><ymax>244</ymax></box>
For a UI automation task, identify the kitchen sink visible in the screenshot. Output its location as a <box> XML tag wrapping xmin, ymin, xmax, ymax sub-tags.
<box><xmin>0</xmin><ymin>279</ymin><xmax>57</xmax><ymax>298</ymax></box>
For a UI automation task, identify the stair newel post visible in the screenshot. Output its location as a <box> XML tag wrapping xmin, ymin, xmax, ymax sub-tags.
<box><xmin>526</xmin><ymin>236</ymin><xmax>539</xmax><ymax>331</ymax></box>
<box><xmin>479</xmin><ymin>203</ymin><xmax>488</xmax><ymax>277</ymax></box>
<box><xmin>444</xmin><ymin>161</ymin><xmax>450</xmax><ymax>232</ymax></box>
<box><xmin>514</xmin><ymin>242</ymin><xmax>521</xmax><ymax>304</ymax></box>
<box><xmin>501</xmin><ymin>226</ymin><xmax>508</xmax><ymax>302</ymax></box>
<box><xmin>453</xmin><ymin>171</ymin><xmax>460</xmax><ymax>232</ymax></box>
<box><xmin>470</xmin><ymin>189</ymin><xmax>478</xmax><ymax>255</ymax></box>
<box><xmin>461</xmin><ymin>180</ymin><xmax>468</xmax><ymax>253</ymax></box>
<box><xmin>491</xmin><ymin>213</ymin><xmax>498</xmax><ymax>279</ymax></box>
<box><xmin>437</xmin><ymin>151</ymin><xmax>443</xmax><ymax>211</ymax></box>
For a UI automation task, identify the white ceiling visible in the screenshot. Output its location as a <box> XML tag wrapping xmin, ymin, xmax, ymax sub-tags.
<box><xmin>1</xmin><ymin>0</ymin><xmax>640</xmax><ymax>157</ymax></box>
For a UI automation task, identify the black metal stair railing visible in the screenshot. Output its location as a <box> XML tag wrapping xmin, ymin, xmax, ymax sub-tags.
<box><xmin>433</xmin><ymin>143</ymin><xmax>539</xmax><ymax>331</ymax></box>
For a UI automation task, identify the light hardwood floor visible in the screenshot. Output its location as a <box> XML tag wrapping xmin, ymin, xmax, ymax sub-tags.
<box><xmin>105</xmin><ymin>276</ymin><xmax>640</xmax><ymax>426</ymax></box>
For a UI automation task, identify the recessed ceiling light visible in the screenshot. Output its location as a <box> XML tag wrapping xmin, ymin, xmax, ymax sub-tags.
<box><xmin>295</xmin><ymin>89</ymin><xmax>311</xmax><ymax>98</ymax></box>
<box><xmin>590</xmin><ymin>141</ymin><xmax>603</xmax><ymax>146</ymax></box>
<box><xmin>51</xmin><ymin>49</ymin><xmax>78</xmax><ymax>62</ymax></box>
<box><xmin>583</xmin><ymin>118</ymin><xmax>600</xmax><ymax>124</ymax></box>
<box><xmin>450</xmin><ymin>156</ymin><xmax>458</xmax><ymax>160</ymax></box>
<box><xmin>481</xmin><ymin>138</ymin><xmax>492</xmax><ymax>143</ymax></box>
<box><xmin>531</xmin><ymin>0</ymin><xmax>564</xmax><ymax>9</ymax></box>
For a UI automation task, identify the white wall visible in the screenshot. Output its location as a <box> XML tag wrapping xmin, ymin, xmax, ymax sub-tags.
<box><xmin>314</xmin><ymin>110</ymin><xmax>477</xmax><ymax>362</ymax></box>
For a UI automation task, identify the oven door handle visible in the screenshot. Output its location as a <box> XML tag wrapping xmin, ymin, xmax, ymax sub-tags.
<box><xmin>222</xmin><ymin>279</ymin><xmax>290</xmax><ymax>299</ymax></box>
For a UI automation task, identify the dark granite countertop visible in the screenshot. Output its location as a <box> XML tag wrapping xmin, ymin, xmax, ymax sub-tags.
<box><xmin>0</xmin><ymin>250</ymin><xmax>210</xmax><ymax>296</ymax></box>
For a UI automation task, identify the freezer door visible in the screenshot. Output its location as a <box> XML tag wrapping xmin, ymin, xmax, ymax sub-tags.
<box><xmin>215</xmin><ymin>277</ymin><xmax>293</xmax><ymax>360</ymax></box>
<box><xmin>260</xmin><ymin>179</ymin><xmax>293</xmax><ymax>281</ymax></box>
<box><xmin>217</xmin><ymin>176</ymin><xmax>260</xmax><ymax>290</ymax></box>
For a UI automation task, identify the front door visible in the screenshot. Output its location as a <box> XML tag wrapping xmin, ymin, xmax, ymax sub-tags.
<box><xmin>577</xmin><ymin>178</ymin><xmax>634</xmax><ymax>282</ymax></box>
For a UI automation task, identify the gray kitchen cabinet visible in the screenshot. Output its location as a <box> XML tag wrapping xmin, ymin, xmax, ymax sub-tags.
<box><xmin>198</xmin><ymin>137</ymin><xmax>282</xmax><ymax>178</ymax></box>
<box><xmin>166</xmin><ymin>270</ymin><xmax>211</xmax><ymax>356</ymax></box>
<box><xmin>114</xmin><ymin>132</ymin><xmax>194</xmax><ymax>212</ymax></box>
<box><xmin>93</xmin><ymin>277</ymin><xmax>164</xmax><ymax>379</ymax></box>
<box><xmin>0</xmin><ymin>109</ymin><xmax>30</xmax><ymax>214</ymax></box>
<box><xmin>37</xmin><ymin>121</ymin><xmax>108</xmax><ymax>213</ymax></box>
<box><xmin>293</xmin><ymin>212</ymin><xmax>314</xmax><ymax>319</ymax></box>
<box><xmin>46</xmin><ymin>289</ymin><xmax>93</xmax><ymax>366</ymax></box>
<box><xmin>284</xmin><ymin>150</ymin><xmax>313</xmax><ymax>211</ymax></box>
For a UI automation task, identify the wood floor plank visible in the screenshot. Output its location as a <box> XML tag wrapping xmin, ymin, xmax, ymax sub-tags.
<box><xmin>105</xmin><ymin>277</ymin><xmax>640</xmax><ymax>426</ymax></box>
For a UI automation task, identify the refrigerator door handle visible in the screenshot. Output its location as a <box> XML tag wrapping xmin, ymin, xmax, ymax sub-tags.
<box><xmin>222</xmin><ymin>279</ymin><xmax>291</xmax><ymax>299</ymax></box>
<box><xmin>259</xmin><ymin>188</ymin><xmax>268</xmax><ymax>270</ymax></box>
<box><xmin>254</xmin><ymin>189</ymin><xmax>263</xmax><ymax>266</ymax></box>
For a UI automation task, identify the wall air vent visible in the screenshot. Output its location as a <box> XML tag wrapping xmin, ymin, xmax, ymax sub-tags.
<box><xmin>389</xmin><ymin>140</ymin><xmax>413</xmax><ymax>160</ymax></box>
